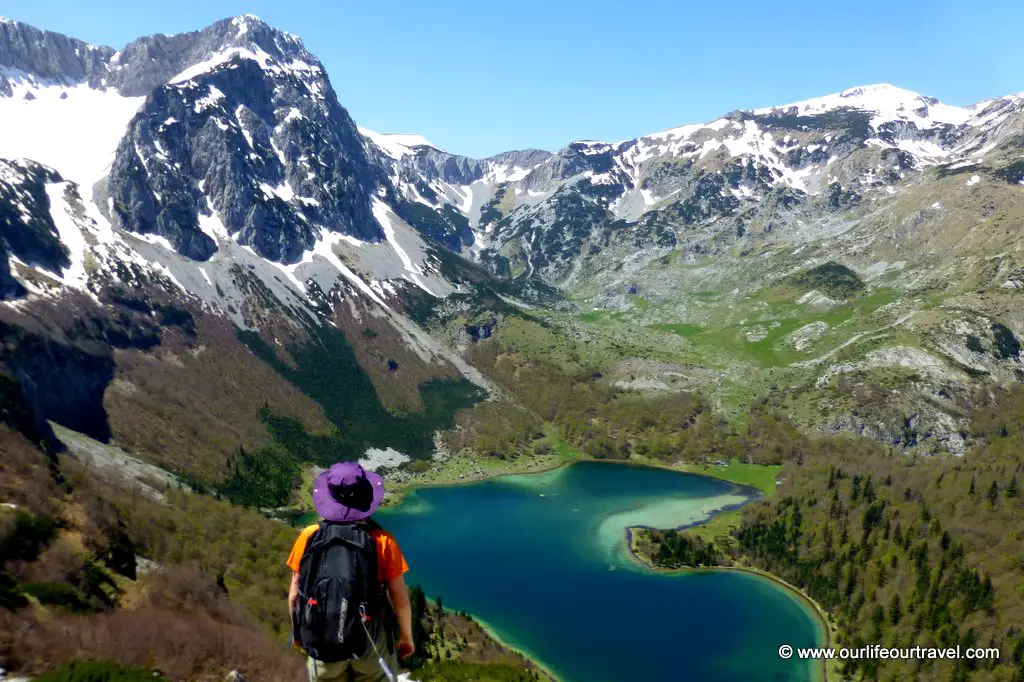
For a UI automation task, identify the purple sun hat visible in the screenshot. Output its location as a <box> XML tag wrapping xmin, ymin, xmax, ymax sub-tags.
<box><xmin>312</xmin><ymin>461</ymin><xmax>385</xmax><ymax>522</ymax></box>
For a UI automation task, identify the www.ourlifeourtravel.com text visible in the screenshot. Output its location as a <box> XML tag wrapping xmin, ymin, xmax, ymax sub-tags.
<box><xmin>779</xmin><ymin>644</ymin><xmax>1000</xmax><ymax>662</ymax></box>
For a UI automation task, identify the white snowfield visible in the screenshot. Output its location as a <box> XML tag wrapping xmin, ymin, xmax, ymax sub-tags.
<box><xmin>0</xmin><ymin>66</ymin><xmax>144</xmax><ymax>198</ymax></box>
<box><xmin>359</xmin><ymin>447</ymin><xmax>411</xmax><ymax>472</ymax></box>
<box><xmin>752</xmin><ymin>83</ymin><xmax>973</xmax><ymax>129</ymax></box>
<box><xmin>359</xmin><ymin>126</ymin><xmax>442</xmax><ymax>158</ymax></box>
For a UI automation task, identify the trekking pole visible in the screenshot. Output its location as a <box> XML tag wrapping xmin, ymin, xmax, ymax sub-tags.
<box><xmin>360</xmin><ymin>604</ymin><xmax>397</xmax><ymax>682</ymax></box>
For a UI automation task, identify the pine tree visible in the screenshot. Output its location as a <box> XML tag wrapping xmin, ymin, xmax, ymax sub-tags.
<box><xmin>1007</xmin><ymin>475</ymin><xmax>1019</xmax><ymax>499</ymax></box>
<box><xmin>988</xmin><ymin>481</ymin><xmax>1000</xmax><ymax>507</ymax></box>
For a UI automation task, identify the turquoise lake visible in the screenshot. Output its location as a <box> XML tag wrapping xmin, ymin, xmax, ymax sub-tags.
<box><xmin>375</xmin><ymin>461</ymin><xmax>823</xmax><ymax>682</ymax></box>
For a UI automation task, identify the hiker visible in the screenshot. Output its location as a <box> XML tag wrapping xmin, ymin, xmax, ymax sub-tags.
<box><xmin>287</xmin><ymin>462</ymin><xmax>415</xmax><ymax>682</ymax></box>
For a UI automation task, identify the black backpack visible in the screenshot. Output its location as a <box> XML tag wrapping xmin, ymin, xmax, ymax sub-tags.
<box><xmin>293</xmin><ymin>521</ymin><xmax>387</xmax><ymax>662</ymax></box>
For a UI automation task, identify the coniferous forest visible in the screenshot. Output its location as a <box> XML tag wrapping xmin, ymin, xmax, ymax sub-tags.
<box><xmin>640</xmin><ymin>388</ymin><xmax>1024</xmax><ymax>682</ymax></box>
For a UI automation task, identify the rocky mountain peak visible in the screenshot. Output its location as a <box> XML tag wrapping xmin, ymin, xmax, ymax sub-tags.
<box><xmin>0</xmin><ymin>13</ymin><xmax>317</xmax><ymax>98</ymax></box>
<box><xmin>0</xmin><ymin>17</ymin><xmax>114</xmax><ymax>93</ymax></box>
<box><xmin>107</xmin><ymin>14</ymin><xmax>318</xmax><ymax>97</ymax></box>
<box><xmin>98</xmin><ymin>15</ymin><xmax>386</xmax><ymax>265</ymax></box>
<box><xmin>176</xmin><ymin>14</ymin><xmax>310</xmax><ymax>72</ymax></box>
<box><xmin>749</xmin><ymin>82</ymin><xmax>972</xmax><ymax>131</ymax></box>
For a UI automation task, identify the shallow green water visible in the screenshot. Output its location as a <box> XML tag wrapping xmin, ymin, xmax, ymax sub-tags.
<box><xmin>375</xmin><ymin>461</ymin><xmax>823</xmax><ymax>682</ymax></box>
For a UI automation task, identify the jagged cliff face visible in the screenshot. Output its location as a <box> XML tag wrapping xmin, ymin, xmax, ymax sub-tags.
<box><xmin>1</xmin><ymin>13</ymin><xmax>1022</xmax><ymax>458</ymax></box>
<box><xmin>0</xmin><ymin>13</ymin><xmax>479</xmax><ymax>312</ymax></box>
<box><xmin>0</xmin><ymin>159</ymin><xmax>69</xmax><ymax>297</ymax></box>
<box><xmin>2</xmin><ymin>15</ymin><xmax>313</xmax><ymax>96</ymax></box>
<box><xmin>103</xmin><ymin>19</ymin><xmax>385</xmax><ymax>263</ymax></box>
<box><xmin>3</xmin><ymin>15</ymin><xmax>387</xmax><ymax>265</ymax></box>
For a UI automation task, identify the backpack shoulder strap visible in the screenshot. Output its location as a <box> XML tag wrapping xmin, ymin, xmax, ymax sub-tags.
<box><xmin>296</xmin><ymin>524</ymin><xmax>325</xmax><ymax>598</ymax></box>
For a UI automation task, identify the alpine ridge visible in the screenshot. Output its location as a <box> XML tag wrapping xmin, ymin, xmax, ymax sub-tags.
<box><xmin>1</xmin><ymin>13</ymin><xmax>1023</xmax><ymax>467</ymax></box>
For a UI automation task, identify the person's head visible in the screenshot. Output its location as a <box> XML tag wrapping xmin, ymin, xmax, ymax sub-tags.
<box><xmin>312</xmin><ymin>461</ymin><xmax>385</xmax><ymax>523</ymax></box>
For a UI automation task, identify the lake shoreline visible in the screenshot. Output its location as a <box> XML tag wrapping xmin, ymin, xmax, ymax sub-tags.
<box><xmin>465</xmin><ymin>612</ymin><xmax>562</xmax><ymax>682</ymax></box>
<box><xmin>625</xmin><ymin>525</ymin><xmax>832</xmax><ymax>682</ymax></box>
<box><xmin>389</xmin><ymin>456</ymin><xmax>833</xmax><ymax>682</ymax></box>
<box><xmin>385</xmin><ymin>454</ymin><xmax>574</xmax><ymax>505</ymax></box>
<box><xmin>303</xmin><ymin>456</ymin><xmax>831</xmax><ymax>682</ymax></box>
<box><xmin>385</xmin><ymin>451</ymin><xmax>781</xmax><ymax>507</ymax></box>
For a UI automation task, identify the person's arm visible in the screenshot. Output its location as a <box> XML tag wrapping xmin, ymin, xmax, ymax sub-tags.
<box><xmin>386</xmin><ymin>574</ymin><xmax>414</xmax><ymax>660</ymax></box>
<box><xmin>288</xmin><ymin>572</ymin><xmax>300</xmax><ymax>617</ymax></box>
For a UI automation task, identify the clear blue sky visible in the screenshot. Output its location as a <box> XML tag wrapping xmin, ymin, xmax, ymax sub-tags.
<box><xmin>4</xmin><ymin>0</ymin><xmax>1022</xmax><ymax>158</ymax></box>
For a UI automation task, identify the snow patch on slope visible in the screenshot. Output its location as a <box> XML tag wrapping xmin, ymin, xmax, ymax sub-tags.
<box><xmin>0</xmin><ymin>67</ymin><xmax>145</xmax><ymax>196</ymax></box>
<box><xmin>360</xmin><ymin>127</ymin><xmax>442</xmax><ymax>158</ymax></box>
<box><xmin>170</xmin><ymin>44</ymin><xmax>322</xmax><ymax>86</ymax></box>
<box><xmin>752</xmin><ymin>83</ymin><xmax>971</xmax><ymax>130</ymax></box>
<box><xmin>43</xmin><ymin>182</ymin><xmax>89</xmax><ymax>290</ymax></box>
<box><xmin>372</xmin><ymin>198</ymin><xmax>434</xmax><ymax>294</ymax></box>
<box><xmin>360</xmin><ymin>447</ymin><xmax>410</xmax><ymax>472</ymax></box>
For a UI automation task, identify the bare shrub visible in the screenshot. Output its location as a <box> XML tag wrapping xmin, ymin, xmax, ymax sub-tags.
<box><xmin>0</xmin><ymin>426</ymin><xmax>60</xmax><ymax>516</ymax></box>
<box><xmin>15</xmin><ymin>538</ymin><xmax>86</xmax><ymax>585</ymax></box>
<box><xmin>139</xmin><ymin>563</ymin><xmax>252</xmax><ymax>628</ymax></box>
<box><xmin>0</xmin><ymin>607</ymin><xmax>303</xmax><ymax>681</ymax></box>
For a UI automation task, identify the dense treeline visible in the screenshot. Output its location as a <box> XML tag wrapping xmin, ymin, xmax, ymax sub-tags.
<box><xmin>465</xmin><ymin>341</ymin><xmax>802</xmax><ymax>464</ymax></box>
<box><xmin>645</xmin><ymin>531</ymin><xmax>722</xmax><ymax>568</ymax></box>
<box><xmin>440</xmin><ymin>400</ymin><xmax>544</xmax><ymax>460</ymax></box>
<box><xmin>787</xmin><ymin>261</ymin><xmax>866</xmax><ymax>298</ymax></box>
<box><xmin>211</xmin><ymin>367</ymin><xmax>481</xmax><ymax>507</ymax></box>
<box><xmin>466</xmin><ymin>340</ymin><xmax>708</xmax><ymax>459</ymax></box>
<box><xmin>644</xmin><ymin>388</ymin><xmax>1024</xmax><ymax>682</ymax></box>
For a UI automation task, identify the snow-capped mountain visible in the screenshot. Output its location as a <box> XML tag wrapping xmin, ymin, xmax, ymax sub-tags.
<box><xmin>0</xmin><ymin>15</ymin><xmax>512</xmax><ymax>466</ymax></box>
<box><xmin>0</xmin><ymin>15</ymin><xmax>471</xmax><ymax>319</ymax></box>
<box><xmin>5</xmin><ymin>13</ymin><xmax>1022</xmax><ymax>311</ymax></box>
<box><xmin>378</xmin><ymin>82</ymin><xmax>1024</xmax><ymax>284</ymax></box>
<box><xmin>2</xmin><ymin>14</ymin><xmax>1023</xmax><ymax>461</ymax></box>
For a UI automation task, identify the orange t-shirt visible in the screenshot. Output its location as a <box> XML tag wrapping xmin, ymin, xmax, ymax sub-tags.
<box><xmin>286</xmin><ymin>524</ymin><xmax>408</xmax><ymax>584</ymax></box>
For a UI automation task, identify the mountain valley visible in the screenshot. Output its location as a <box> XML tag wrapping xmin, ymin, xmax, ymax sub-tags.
<box><xmin>2</xmin><ymin>12</ymin><xmax>1024</xmax><ymax>682</ymax></box>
